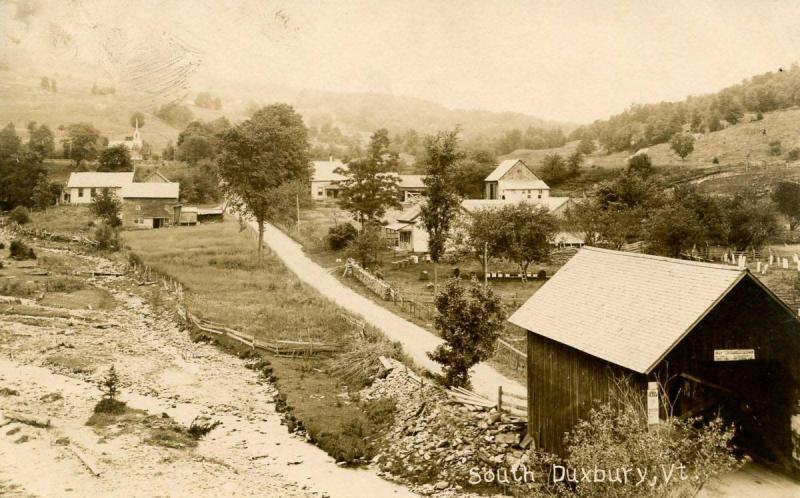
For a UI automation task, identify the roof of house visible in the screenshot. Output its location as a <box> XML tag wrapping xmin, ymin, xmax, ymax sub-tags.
<box><xmin>486</xmin><ymin>159</ymin><xmax>521</xmax><ymax>182</ymax></box>
<box><xmin>397</xmin><ymin>203</ymin><xmax>423</xmax><ymax>222</ymax></box>
<box><xmin>547</xmin><ymin>197</ymin><xmax>572</xmax><ymax>212</ymax></box>
<box><xmin>66</xmin><ymin>172</ymin><xmax>135</xmax><ymax>189</ymax></box>
<box><xmin>311</xmin><ymin>160</ymin><xmax>347</xmax><ymax>182</ymax></box>
<box><xmin>120</xmin><ymin>182</ymin><xmax>179</xmax><ymax>199</ymax></box>
<box><xmin>508</xmin><ymin>247</ymin><xmax>758</xmax><ymax>374</ymax></box>
<box><xmin>460</xmin><ymin>199</ymin><xmax>513</xmax><ymax>214</ymax></box>
<box><xmin>142</xmin><ymin>170</ymin><xmax>172</xmax><ymax>183</ymax></box>
<box><xmin>397</xmin><ymin>174</ymin><xmax>426</xmax><ymax>189</ymax></box>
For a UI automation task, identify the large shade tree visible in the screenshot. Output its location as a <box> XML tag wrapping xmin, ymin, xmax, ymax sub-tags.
<box><xmin>216</xmin><ymin>104</ymin><xmax>310</xmax><ymax>262</ymax></box>
<box><xmin>336</xmin><ymin>128</ymin><xmax>401</xmax><ymax>228</ymax></box>
<box><xmin>420</xmin><ymin>130</ymin><xmax>462</xmax><ymax>287</ymax></box>
<box><xmin>66</xmin><ymin>122</ymin><xmax>102</xmax><ymax>167</ymax></box>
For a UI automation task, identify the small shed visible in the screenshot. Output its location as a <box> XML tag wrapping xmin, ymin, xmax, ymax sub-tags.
<box><xmin>510</xmin><ymin>247</ymin><xmax>800</xmax><ymax>468</ymax></box>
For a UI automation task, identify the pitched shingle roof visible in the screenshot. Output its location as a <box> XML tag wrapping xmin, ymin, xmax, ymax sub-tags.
<box><xmin>508</xmin><ymin>247</ymin><xmax>749</xmax><ymax>373</ymax></box>
<box><xmin>398</xmin><ymin>174</ymin><xmax>426</xmax><ymax>189</ymax></box>
<box><xmin>312</xmin><ymin>160</ymin><xmax>347</xmax><ymax>182</ymax></box>
<box><xmin>120</xmin><ymin>182</ymin><xmax>179</xmax><ymax>199</ymax></box>
<box><xmin>486</xmin><ymin>159</ymin><xmax>539</xmax><ymax>182</ymax></box>
<box><xmin>66</xmin><ymin>172</ymin><xmax>134</xmax><ymax>189</ymax></box>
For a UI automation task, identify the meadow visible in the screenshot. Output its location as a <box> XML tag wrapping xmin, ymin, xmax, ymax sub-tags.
<box><xmin>123</xmin><ymin>218</ymin><xmax>404</xmax><ymax>463</ymax></box>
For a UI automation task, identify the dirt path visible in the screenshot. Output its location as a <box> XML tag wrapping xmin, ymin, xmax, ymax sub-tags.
<box><xmin>0</xmin><ymin>247</ymin><xmax>415</xmax><ymax>498</ymax></box>
<box><xmin>257</xmin><ymin>221</ymin><xmax>526</xmax><ymax>399</ymax></box>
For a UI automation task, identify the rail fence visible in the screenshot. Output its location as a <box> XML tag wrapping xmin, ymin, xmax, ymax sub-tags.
<box><xmin>6</xmin><ymin>222</ymin><xmax>98</xmax><ymax>247</ymax></box>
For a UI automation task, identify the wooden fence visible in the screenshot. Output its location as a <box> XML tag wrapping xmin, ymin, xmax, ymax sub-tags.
<box><xmin>7</xmin><ymin>222</ymin><xmax>97</xmax><ymax>247</ymax></box>
<box><xmin>494</xmin><ymin>338</ymin><xmax>527</xmax><ymax>376</ymax></box>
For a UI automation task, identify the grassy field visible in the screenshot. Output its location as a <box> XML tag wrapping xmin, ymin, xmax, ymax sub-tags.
<box><xmin>123</xmin><ymin>218</ymin><xmax>404</xmax><ymax>463</ymax></box>
<box><xmin>28</xmin><ymin>205</ymin><xmax>94</xmax><ymax>234</ymax></box>
<box><xmin>503</xmin><ymin>107</ymin><xmax>800</xmax><ymax>174</ymax></box>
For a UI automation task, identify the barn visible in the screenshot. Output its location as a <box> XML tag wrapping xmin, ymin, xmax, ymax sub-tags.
<box><xmin>509</xmin><ymin>247</ymin><xmax>800</xmax><ymax>469</ymax></box>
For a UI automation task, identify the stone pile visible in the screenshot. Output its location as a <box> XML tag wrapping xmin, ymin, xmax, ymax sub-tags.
<box><xmin>361</xmin><ymin>359</ymin><xmax>539</xmax><ymax>496</ymax></box>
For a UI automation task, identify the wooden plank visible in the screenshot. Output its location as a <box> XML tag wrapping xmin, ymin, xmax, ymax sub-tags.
<box><xmin>67</xmin><ymin>446</ymin><xmax>102</xmax><ymax>476</ymax></box>
<box><xmin>502</xmin><ymin>390</ymin><xmax>528</xmax><ymax>401</ymax></box>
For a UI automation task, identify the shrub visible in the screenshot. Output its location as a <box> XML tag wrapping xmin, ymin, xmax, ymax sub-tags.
<box><xmin>326</xmin><ymin>222</ymin><xmax>358</xmax><ymax>250</ymax></box>
<box><xmin>712</xmin><ymin>156</ymin><xmax>720</xmax><ymax>165</ymax></box>
<box><xmin>93</xmin><ymin>223</ymin><xmax>120</xmax><ymax>251</ymax></box>
<box><xmin>9</xmin><ymin>206</ymin><xmax>30</xmax><ymax>225</ymax></box>
<box><xmin>563</xmin><ymin>378</ymin><xmax>740</xmax><ymax>497</ymax></box>
<box><xmin>44</xmin><ymin>276</ymin><xmax>85</xmax><ymax>293</ymax></box>
<box><xmin>787</xmin><ymin>147</ymin><xmax>800</xmax><ymax>162</ymax></box>
<box><xmin>9</xmin><ymin>239</ymin><xmax>36</xmax><ymax>260</ymax></box>
<box><xmin>769</xmin><ymin>140</ymin><xmax>782</xmax><ymax>156</ymax></box>
<box><xmin>93</xmin><ymin>397</ymin><xmax>127</xmax><ymax>415</ymax></box>
<box><xmin>0</xmin><ymin>279</ymin><xmax>38</xmax><ymax>297</ymax></box>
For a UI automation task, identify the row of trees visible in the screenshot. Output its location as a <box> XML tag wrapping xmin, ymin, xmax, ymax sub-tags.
<box><xmin>572</xmin><ymin>64</ymin><xmax>800</xmax><ymax>153</ymax></box>
<box><xmin>0</xmin><ymin>123</ymin><xmax>57</xmax><ymax>211</ymax></box>
<box><xmin>564</xmin><ymin>154</ymin><xmax>784</xmax><ymax>257</ymax></box>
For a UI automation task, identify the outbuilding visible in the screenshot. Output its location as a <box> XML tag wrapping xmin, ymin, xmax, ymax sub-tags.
<box><xmin>509</xmin><ymin>247</ymin><xmax>800</xmax><ymax>469</ymax></box>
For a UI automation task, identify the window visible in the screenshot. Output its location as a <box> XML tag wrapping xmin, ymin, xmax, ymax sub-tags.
<box><xmin>135</xmin><ymin>218</ymin><xmax>144</xmax><ymax>224</ymax></box>
<box><xmin>90</xmin><ymin>188</ymin><xmax>96</xmax><ymax>197</ymax></box>
<box><xmin>400</xmin><ymin>231</ymin><xmax>412</xmax><ymax>245</ymax></box>
<box><xmin>538</xmin><ymin>191</ymin><xmax>542</xmax><ymax>199</ymax></box>
<box><xmin>78</xmin><ymin>188</ymin><xmax>84</xmax><ymax>197</ymax></box>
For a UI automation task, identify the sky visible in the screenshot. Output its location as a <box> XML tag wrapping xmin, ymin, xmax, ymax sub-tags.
<box><xmin>3</xmin><ymin>0</ymin><xmax>800</xmax><ymax>123</ymax></box>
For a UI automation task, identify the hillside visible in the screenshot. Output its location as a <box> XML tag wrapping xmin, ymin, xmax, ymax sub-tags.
<box><xmin>503</xmin><ymin>107</ymin><xmax>800</xmax><ymax>173</ymax></box>
<box><xmin>0</xmin><ymin>73</ymin><xmax>180</xmax><ymax>151</ymax></box>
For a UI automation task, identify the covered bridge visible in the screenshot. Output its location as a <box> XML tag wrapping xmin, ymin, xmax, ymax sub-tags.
<box><xmin>509</xmin><ymin>247</ymin><xmax>800</xmax><ymax>468</ymax></box>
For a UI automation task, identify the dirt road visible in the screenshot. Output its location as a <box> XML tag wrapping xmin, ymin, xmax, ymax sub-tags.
<box><xmin>0</xmin><ymin>247</ymin><xmax>415</xmax><ymax>498</ymax></box>
<box><xmin>258</xmin><ymin>221</ymin><xmax>526</xmax><ymax>399</ymax></box>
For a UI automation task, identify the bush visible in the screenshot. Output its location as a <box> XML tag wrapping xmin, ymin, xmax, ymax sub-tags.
<box><xmin>44</xmin><ymin>276</ymin><xmax>85</xmax><ymax>293</ymax></box>
<box><xmin>326</xmin><ymin>223</ymin><xmax>358</xmax><ymax>250</ymax></box>
<box><xmin>9</xmin><ymin>239</ymin><xmax>36</xmax><ymax>260</ymax></box>
<box><xmin>93</xmin><ymin>397</ymin><xmax>127</xmax><ymax>415</ymax></box>
<box><xmin>93</xmin><ymin>223</ymin><xmax>120</xmax><ymax>251</ymax></box>
<box><xmin>9</xmin><ymin>206</ymin><xmax>30</xmax><ymax>225</ymax></box>
<box><xmin>769</xmin><ymin>140</ymin><xmax>782</xmax><ymax>156</ymax></box>
<box><xmin>787</xmin><ymin>147</ymin><xmax>800</xmax><ymax>161</ymax></box>
<box><xmin>563</xmin><ymin>378</ymin><xmax>740</xmax><ymax>497</ymax></box>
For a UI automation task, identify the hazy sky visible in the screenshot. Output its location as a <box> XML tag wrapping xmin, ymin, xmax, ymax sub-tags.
<box><xmin>3</xmin><ymin>0</ymin><xmax>800</xmax><ymax>123</ymax></box>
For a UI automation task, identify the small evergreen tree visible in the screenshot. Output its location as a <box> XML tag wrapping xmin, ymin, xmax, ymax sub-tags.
<box><xmin>428</xmin><ymin>277</ymin><xmax>506</xmax><ymax>387</ymax></box>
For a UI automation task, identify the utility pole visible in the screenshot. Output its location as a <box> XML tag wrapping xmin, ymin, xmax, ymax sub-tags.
<box><xmin>296</xmin><ymin>193</ymin><xmax>300</xmax><ymax>231</ymax></box>
<box><xmin>484</xmin><ymin>242</ymin><xmax>488</xmax><ymax>286</ymax></box>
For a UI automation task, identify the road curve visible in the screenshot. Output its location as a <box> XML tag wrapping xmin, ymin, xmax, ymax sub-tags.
<box><xmin>256</xmin><ymin>220</ymin><xmax>526</xmax><ymax>399</ymax></box>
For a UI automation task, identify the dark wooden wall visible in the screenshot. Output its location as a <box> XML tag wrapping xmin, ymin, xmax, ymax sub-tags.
<box><xmin>526</xmin><ymin>332</ymin><xmax>642</xmax><ymax>454</ymax></box>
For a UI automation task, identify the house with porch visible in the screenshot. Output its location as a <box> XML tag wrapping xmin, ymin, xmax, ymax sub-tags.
<box><xmin>311</xmin><ymin>159</ymin><xmax>347</xmax><ymax>200</ymax></box>
<box><xmin>63</xmin><ymin>172</ymin><xmax>135</xmax><ymax>204</ymax></box>
<box><xmin>383</xmin><ymin>203</ymin><xmax>429</xmax><ymax>253</ymax></box>
<box><xmin>510</xmin><ymin>247</ymin><xmax>800</xmax><ymax>470</ymax></box>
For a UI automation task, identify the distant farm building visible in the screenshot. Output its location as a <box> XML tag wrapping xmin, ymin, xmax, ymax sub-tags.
<box><xmin>396</xmin><ymin>174</ymin><xmax>426</xmax><ymax>202</ymax></box>
<box><xmin>484</xmin><ymin>159</ymin><xmax>549</xmax><ymax>203</ymax></box>
<box><xmin>510</xmin><ymin>247</ymin><xmax>800</xmax><ymax>469</ymax></box>
<box><xmin>311</xmin><ymin>159</ymin><xmax>347</xmax><ymax>200</ymax></box>
<box><xmin>64</xmin><ymin>171</ymin><xmax>180</xmax><ymax>229</ymax></box>
<box><xmin>384</xmin><ymin>203</ymin><xmax>429</xmax><ymax>253</ymax></box>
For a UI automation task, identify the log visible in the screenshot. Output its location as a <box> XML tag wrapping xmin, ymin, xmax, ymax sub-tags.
<box><xmin>68</xmin><ymin>445</ymin><xmax>102</xmax><ymax>476</ymax></box>
<box><xmin>4</xmin><ymin>411</ymin><xmax>50</xmax><ymax>427</ymax></box>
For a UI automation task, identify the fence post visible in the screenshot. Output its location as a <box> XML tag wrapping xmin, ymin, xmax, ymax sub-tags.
<box><xmin>497</xmin><ymin>385</ymin><xmax>503</xmax><ymax>412</ymax></box>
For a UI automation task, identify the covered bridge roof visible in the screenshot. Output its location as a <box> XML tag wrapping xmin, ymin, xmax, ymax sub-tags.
<box><xmin>508</xmin><ymin>247</ymin><xmax>791</xmax><ymax>374</ymax></box>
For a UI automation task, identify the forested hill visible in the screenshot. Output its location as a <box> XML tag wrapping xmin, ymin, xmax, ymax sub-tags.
<box><xmin>571</xmin><ymin>64</ymin><xmax>800</xmax><ymax>153</ymax></box>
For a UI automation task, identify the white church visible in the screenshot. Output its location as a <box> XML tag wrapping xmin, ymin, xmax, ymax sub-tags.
<box><xmin>109</xmin><ymin>119</ymin><xmax>144</xmax><ymax>161</ymax></box>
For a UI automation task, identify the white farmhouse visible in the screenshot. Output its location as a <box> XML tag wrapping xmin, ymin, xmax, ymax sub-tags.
<box><xmin>311</xmin><ymin>159</ymin><xmax>347</xmax><ymax>200</ymax></box>
<box><xmin>484</xmin><ymin>159</ymin><xmax>550</xmax><ymax>204</ymax></box>
<box><xmin>63</xmin><ymin>172</ymin><xmax>135</xmax><ymax>204</ymax></box>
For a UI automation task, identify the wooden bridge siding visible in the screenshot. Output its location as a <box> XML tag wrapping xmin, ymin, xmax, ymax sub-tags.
<box><xmin>526</xmin><ymin>331</ymin><xmax>640</xmax><ymax>454</ymax></box>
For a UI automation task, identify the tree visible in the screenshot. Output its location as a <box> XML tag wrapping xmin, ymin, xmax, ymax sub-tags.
<box><xmin>420</xmin><ymin>130</ymin><xmax>462</xmax><ymax>285</ymax></box>
<box><xmin>163</xmin><ymin>140</ymin><xmax>175</xmax><ymax>161</ymax></box>
<box><xmin>66</xmin><ymin>122</ymin><xmax>102</xmax><ymax>167</ymax></box>
<box><xmin>97</xmin><ymin>144</ymin><xmax>133</xmax><ymax>172</ymax></box>
<box><xmin>176</xmin><ymin>118</ymin><xmax>230</xmax><ymax>163</ymax></box>
<box><xmin>336</xmin><ymin>129</ymin><xmax>401</xmax><ymax>227</ymax></box>
<box><xmin>646</xmin><ymin>204</ymin><xmax>705</xmax><ymax>257</ymax></box>
<box><xmin>493</xmin><ymin>203</ymin><xmax>559</xmax><ymax>280</ymax></box>
<box><xmin>130</xmin><ymin>111</ymin><xmax>145</xmax><ymax>129</ymax></box>
<box><xmin>0</xmin><ymin>122</ymin><xmax>21</xmax><ymax>161</ymax></box>
<box><xmin>428</xmin><ymin>277</ymin><xmax>506</xmax><ymax>387</ymax></box>
<box><xmin>670</xmin><ymin>132</ymin><xmax>695</xmax><ymax>160</ymax></box>
<box><xmin>0</xmin><ymin>148</ymin><xmax>46</xmax><ymax>210</ymax></box>
<box><xmin>32</xmin><ymin>174</ymin><xmax>57</xmax><ymax>210</ymax></box>
<box><xmin>348</xmin><ymin>224</ymin><xmax>385</xmax><ymax>267</ymax></box>
<box><xmin>627</xmin><ymin>153</ymin><xmax>653</xmax><ymax>176</ymax></box>
<box><xmin>723</xmin><ymin>191</ymin><xmax>779</xmax><ymax>250</ymax></box>
<box><xmin>451</xmin><ymin>149</ymin><xmax>495</xmax><ymax>198</ymax></box>
<box><xmin>540</xmin><ymin>153</ymin><xmax>568</xmax><ymax>185</ymax></box>
<box><xmin>773</xmin><ymin>181</ymin><xmax>800</xmax><ymax>231</ymax></box>
<box><xmin>217</xmin><ymin>104</ymin><xmax>310</xmax><ymax>262</ymax></box>
<box><xmin>90</xmin><ymin>188</ymin><xmax>122</xmax><ymax>227</ymax></box>
<box><xmin>576</xmin><ymin>137</ymin><xmax>596</xmax><ymax>156</ymax></box>
<box><xmin>566</xmin><ymin>150</ymin><xmax>583</xmax><ymax>177</ymax></box>
<box><xmin>27</xmin><ymin>123</ymin><xmax>55</xmax><ymax>159</ymax></box>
